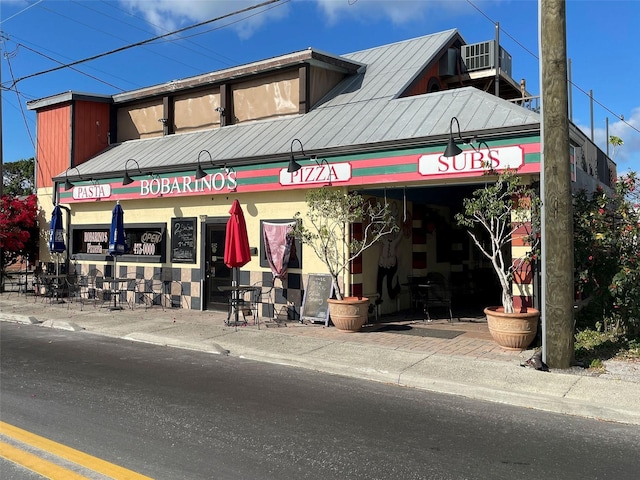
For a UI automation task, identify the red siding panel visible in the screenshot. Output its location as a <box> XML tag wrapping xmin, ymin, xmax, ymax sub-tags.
<box><xmin>36</xmin><ymin>105</ymin><xmax>71</xmax><ymax>188</ymax></box>
<box><xmin>73</xmin><ymin>101</ymin><xmax>111</xmax><ymax>164</ymax></box>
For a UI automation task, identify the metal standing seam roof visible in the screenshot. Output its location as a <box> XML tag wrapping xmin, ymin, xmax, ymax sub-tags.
<box><xmin>63</xmin><ymin>29</ymin><xmax>540</xmax><ymax>180</ymax></box>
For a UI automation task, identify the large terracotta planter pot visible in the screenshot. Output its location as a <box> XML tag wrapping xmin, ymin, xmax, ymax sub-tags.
<box><xmin>328</xmin><ymin>297</ymin><xmax>369</xmax><ymax>332</ymax></box>
<box><xmin>484</xmin><ymin>306</ymin><xmax>540</xmax><ymax>351</ymax></box>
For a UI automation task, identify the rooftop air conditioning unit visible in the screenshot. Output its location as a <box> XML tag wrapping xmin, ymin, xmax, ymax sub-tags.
<box><xmin>462</xmin><ymin>41</ymin><xmax>512</xmax><ymax>77</ymax></box>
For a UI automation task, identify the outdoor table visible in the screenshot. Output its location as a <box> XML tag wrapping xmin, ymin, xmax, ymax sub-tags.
<box><xmin>15</xmin><ymin>270</ymin><xmax>30</xmax><ymax>294</ymax></box>
<box><xmin>41</xmin><ymin>274</ymin><xmax>67</xmax><ymax>303</ymax></box>
<box><xmin>104</xmin><ymin>277</ymin><xmax>130</xmax><ymax>310</ymax></box>
<box><xmin>217</xmin><ymin>285</ymin><xmax>260</xmax><ymax>328</ymax></box>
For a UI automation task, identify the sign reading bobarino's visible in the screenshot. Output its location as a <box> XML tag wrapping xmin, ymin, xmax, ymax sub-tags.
<box><xmin>71</xmin><ymin>171</ymin><xmax>237</xmax><ymax>201</ymax></box>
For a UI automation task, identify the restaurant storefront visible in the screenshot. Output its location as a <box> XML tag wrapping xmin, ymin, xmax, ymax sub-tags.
<box><xmin>44</xmin><ymin>135</ymin><xmax>541</xmax><ymax>317</ymax></box>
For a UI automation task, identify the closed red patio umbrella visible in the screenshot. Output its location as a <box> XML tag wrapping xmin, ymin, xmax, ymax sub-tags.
<box><xmin>224</xmin><ymin>200</ymin><xmax>251</xmax><ymax>326</ymax></box>
<box><xmin>224</xmin><ymin>200</ymin><xmax>251</xmax><ymax>268</ymax></box>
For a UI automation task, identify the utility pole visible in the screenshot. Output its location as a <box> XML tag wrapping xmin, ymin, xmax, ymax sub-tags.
<box><xmin>540</xmin><ymin>0</ymin><xmax>575</xmax><ymax>368</ymax></box>
<box><xmin>1</xmin><ymin>42</ymin><xmax>5</xmax><ymax>291</ymax></box>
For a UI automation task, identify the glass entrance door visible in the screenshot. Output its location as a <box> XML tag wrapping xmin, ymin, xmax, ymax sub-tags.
<box><xmin>204</xmin><ymin>223</ymin><xmax>231</xmax><ymax>311</ymax></box>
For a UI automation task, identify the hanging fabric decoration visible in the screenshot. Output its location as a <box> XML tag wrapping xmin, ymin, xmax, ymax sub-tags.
<box><xmin>403</xmin><ymin>187</ymin><xmax>407</xmax><ymax>221</ymax></box>
<box><xmin>263</xmin><ymin>222</ymin><xmax>295</xmax><ymax>280</ymax></box>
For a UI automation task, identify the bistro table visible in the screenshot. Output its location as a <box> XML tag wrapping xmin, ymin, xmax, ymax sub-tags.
<box><xmin>41</xmin><ymin>274</ymin><xmax>68</xmax><ymax>304</ymax></box>
<box><xmin>103</xmin><ymin>277</ymin><xmax>131</xmax><ymax>310</ymax></box>
<box><xmin>5</xmin><ymin>270</ymin><xmax>32</xmax><ymax>295</ymax></box>
<box><xmin>217</xmin><ymin>285</ymin><xmax>261</xmax><ymax>329</ymax></box>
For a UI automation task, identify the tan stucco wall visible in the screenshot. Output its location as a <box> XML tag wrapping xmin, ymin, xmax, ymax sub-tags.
<box><xmin>57</xmin><ymin>189</ymin><xmax>332</xmax><ymax>277</ymax></box>
<box><xmin>37</xmin><ymin>187</ymin><xmax>56</xmax><ymax>265</ymax></box>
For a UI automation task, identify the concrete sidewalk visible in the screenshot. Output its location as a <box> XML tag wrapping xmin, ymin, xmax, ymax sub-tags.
<box><xmin>1</xmin><ymin>294</ymin><xmax>639</xmax><ymax>426</ymax></box>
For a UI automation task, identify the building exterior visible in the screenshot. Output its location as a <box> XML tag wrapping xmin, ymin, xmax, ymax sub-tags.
<box><xmin>28</xmin><ymin>29</ymin><xmax>615</xmax><ymax>318</ymax></box>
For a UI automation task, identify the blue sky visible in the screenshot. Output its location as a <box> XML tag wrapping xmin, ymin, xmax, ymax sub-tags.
<box><xmin>1</xmin><ymin>0</ymin><xmax>638</xmax><ymax>174</ymax></box>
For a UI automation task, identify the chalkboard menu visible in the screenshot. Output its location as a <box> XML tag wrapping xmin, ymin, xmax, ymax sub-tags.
<box><xmin>301</xmin><ymin>274</ymin><xmax>334</xmax><ymax>326</ymax></box>
<box><xmin>171</xmin><ymin>217</ymin><xmax>197</xmax><ymax>263</ymax></box>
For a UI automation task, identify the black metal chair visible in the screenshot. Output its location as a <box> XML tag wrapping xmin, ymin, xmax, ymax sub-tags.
<box><xmin>407</xmin><ymin>275</ymin><xmax>429</xmax><ymax>312</ymax></box>
<box><xmin>423</xmin><ymin>272</ymin><xmax>453</xmax><ymax>322</ymax></box>
<box><xmin>86</xmin><ymin>269</ymin><xmax>106</xmax><ymax>308</ymax></box>
<box><xmin>136</xmin><ymin>277</ymin><xmax>165</xmax><ymax>311</ymax></box>
<box><xmin>66</xmin><ymin>274</ymin><xmax>88</xmax><ymax>310</ymax></box>
<box><xmin>166</xmin><ymin>280</ymin><xmax>185</xmax><ymax>309</ymax></box>
<box><xmin>122</xmin><ymin>277</ymin><xmax>138</xmax><ymax>309</ymax></box>
<box><xmin>249</xmin><ymin>280</ymin><xmax>275</xmax><ymax>328</ymax></box>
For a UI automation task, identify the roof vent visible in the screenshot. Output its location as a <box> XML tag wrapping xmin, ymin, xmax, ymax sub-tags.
<box><xmin>462</xmin><ymin>41</ymin><xmax>512</xmax><ymax>77</ymax></box>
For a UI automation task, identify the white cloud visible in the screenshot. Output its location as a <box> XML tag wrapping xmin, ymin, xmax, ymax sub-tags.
<box><xmin>119</xmin><ymin>0</ymin><xmax>289</xmax><ymax>38</ymax></box>
<box><xmin>579</xmin><ymin>106</ymin><xmax>640</xmax><ymax>175</ymax></box>
<box><xmin>609</xmin><ymin>107</ymin><xmax>640</xmax><ymax>174</ymax></box>
<box><xmin>314</xmin><ymin>0</ymin><xmax>473</xmax><ymax>25</ymax></box>
<box><xmin>118</xmin><ymin>0</ymin><xmax>480</xmax><ymax>36</ymax></box>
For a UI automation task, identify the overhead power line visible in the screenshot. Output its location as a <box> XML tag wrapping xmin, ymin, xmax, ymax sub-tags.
<box><xmin>465</xmin><ymin>0</ymin><xmax>640</xmax><ymax>139</ymax></box>
<box><xmin>10</xmin><ymin>43</ymin><xmax>126</xmax><ymax>92</ymax></box>
<box><xmin>6</xmin><ymin>0</ymin><xmax>283</xmax><ymax>89</ymax></box>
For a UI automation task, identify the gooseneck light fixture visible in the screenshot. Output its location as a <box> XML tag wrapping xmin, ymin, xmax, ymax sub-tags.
<box><xmin>195</xmin><ymin>149</ymin><xmax>216</xmax><ymax>179</ymax></box>
<box><xmin>286</xmin><ymin>138</ymin><xmax>334</xmax><ymax>185</ymax></box>
<box><xmin>122</xmin><ymin>158</ymin><xmax>142</xmax><ymax>186</ymax></box>
<box><xmin>63</xmin><ymin>166</ymin><xmax>82</xmax><ymax>191</ymax></box>
<box><xmin>287</xmin><ymin>138</ymin><xmax>307</xmax><ymax>173</ymax></box>
<box><xmin>443</xmin><ymin>116</ymin><xmax>464</xmax><ymax>158</ymax></box>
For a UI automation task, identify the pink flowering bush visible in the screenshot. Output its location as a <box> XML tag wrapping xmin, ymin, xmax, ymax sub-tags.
<box><xmin>574</xmin><ymin>171</ymin><xmax>640</xmax><ymax>336</ymax></box>
<box><xmin>0</xmin><ymin>194</ymin><xmax>39</xmax><ymax>269</ymax></box>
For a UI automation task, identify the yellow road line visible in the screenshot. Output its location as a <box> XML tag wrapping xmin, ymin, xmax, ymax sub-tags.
<box><xmin>0</xmin><ymin>441</ymin><xmax>89</xmax><ymax>479</ymax></box>
<box><xmin>0</xmin><ymin>421</ymin><xmax>154</xmax><ymax>480</ymax></box>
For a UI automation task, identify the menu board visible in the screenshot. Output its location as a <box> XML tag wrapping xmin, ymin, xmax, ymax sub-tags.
<box><xmin>171</xmin><ymin>218</ymin><xmax>197</xmax><ymax>263</ymax></box>
<box><xmin>301</xmin><ymin>274</ymin><xmax>334</xmax><ymax>326</ymax></box>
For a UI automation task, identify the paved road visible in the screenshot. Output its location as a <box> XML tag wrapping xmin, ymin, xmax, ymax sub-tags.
<box><xmin>2</xmin><ymin>323</ymin><xmax>640</xmax><ymax>480</ymax></box>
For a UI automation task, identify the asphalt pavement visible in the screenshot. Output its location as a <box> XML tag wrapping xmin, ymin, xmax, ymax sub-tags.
<box><xmin>1</xmin><ymin>292</ymin><xmax>639</xmax><ymax>426</ymax></box>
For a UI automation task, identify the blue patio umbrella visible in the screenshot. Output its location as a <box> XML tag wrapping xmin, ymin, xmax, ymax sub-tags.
<box><xmin>108</xmin><ymin>201</ymin><xmax>126</xmax><ymax>309</ymax></box>
<box><xmin>108</xmin><ymin>200</ymin><xmax>126</xmax><ymax>257</ymax></box>
<box><xmin>48</xmin><ymin>204</ymin><xmax>66</xmax><ymax>254</ymax></box>
<box><xmin>48</xmin><ymin>204</ymin><xmax>66</xmax><ymax>301</ymax></box>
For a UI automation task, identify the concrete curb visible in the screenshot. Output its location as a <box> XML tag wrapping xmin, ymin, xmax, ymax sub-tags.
<box><xmin>1</xmin><ymin>313</ymin><xmax>39</xmax><ymax>325</ymax></box>
<box><xmin>124</xmin><ymin>332</ymin><xmax>230</xmax><ymax>355</ymax></box>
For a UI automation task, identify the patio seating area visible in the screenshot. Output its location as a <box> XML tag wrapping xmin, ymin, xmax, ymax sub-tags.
<box><xmin>2</xmin><ymin>270</ymin><xmax>185</xmax><ymax>311</ymax></box>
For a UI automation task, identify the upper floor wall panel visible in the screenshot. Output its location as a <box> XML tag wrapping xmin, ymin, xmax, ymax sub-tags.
<box><xmin>231</xmin><ymin>69</ymin><xmax>299</xmax><ymax>123</ymax></box>
<box><xmin>174</xmin><ymin>89</ymin><xmax>221</xmax><ymax>134</ymax></box>
<box><xmin>73</xmin><ymin>100</ymin><xmax>111</xmax><ymax>164</ymax></box>
<box><xmin>117</xmin><ymin>99</ymin><xmax>165</xmax><ymax>142</ymax></box>
<box><xmin>35</xmin><ymin>104</ymin><xmax>71</xmax><ymax>188</ymax></box>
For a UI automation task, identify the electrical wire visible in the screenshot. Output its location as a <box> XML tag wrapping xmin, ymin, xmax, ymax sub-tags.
<box><xmin>0</xmin><ymin>32</ymin><xmax>142</xmax><ymax>92</ymax></box>
<box><xmin>6</xmin><ymin>0</ymin><xmax>283</xmax><ymax>89</ymax></box>
<box><xmin>466</xmin><ymin>0</ymin><xmax>640</xmax><ymax>138</ymax></box>
<box><xmin>3</xmin><ymin>43</ymin><xmax>45</xmax><ymax>180</ymax></box>
<box><xmin>96</xmin><ymin>0</ymin><xmax>239</xmax><ymax>67</ymax></box>
<box><xmin>35</xmin><ymin>1</ymin><xmax>204</xmax><ymax>77</ymax></box>
<box><xmin>13</xmin><ymin>43</ymin><xmax>126</xmax><ymax>92</ymax></box>
<box><xmin>0</xmin><ymin>0</ymin><xmax>45</xmax><ymax>25</ymax></box>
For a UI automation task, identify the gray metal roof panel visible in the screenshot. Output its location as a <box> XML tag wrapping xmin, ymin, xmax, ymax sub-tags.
<box><xmin>62</xmin><ymin>32</ymin><xmax>539</xmax><ymax>180</ymax></box>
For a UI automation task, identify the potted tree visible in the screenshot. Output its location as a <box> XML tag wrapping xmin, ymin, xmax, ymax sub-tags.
<box><xmin>292</xmin><ymin>187</ymin><xmax>398</xmax><ymax>331</ymax></box>
<box><xmin>455</xmin><ymin>169</ymin><xmax>541</xmax><ymax>350</ymax></box>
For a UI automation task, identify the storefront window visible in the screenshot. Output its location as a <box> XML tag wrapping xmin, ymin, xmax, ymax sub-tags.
<box><xmin>70</xmin><ymin>223</ymin><xmax>166</xmax><ymax>263</ymax></box>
